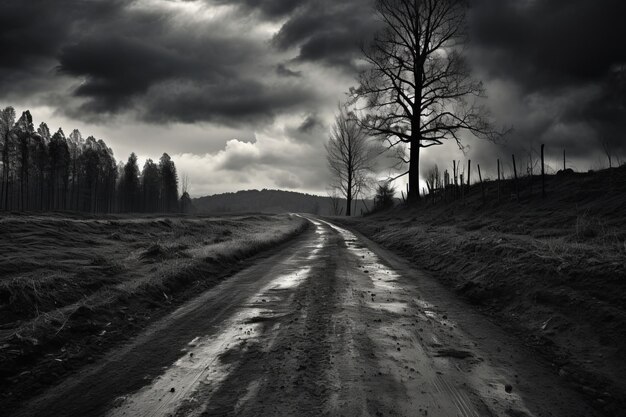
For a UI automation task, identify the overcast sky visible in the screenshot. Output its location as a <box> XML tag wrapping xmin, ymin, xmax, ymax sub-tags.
<box><xmin>1</xmin><ymin>0</ymin><xmax>625</xmax><ymax>196</ymax></box>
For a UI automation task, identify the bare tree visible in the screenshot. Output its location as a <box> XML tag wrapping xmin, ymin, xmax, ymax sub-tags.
<box><xmin>180</xmin><ymin>173</ymin><xmax>192</xmax><ymax>213</ymax></box>
<box><xmin>181</xmin><ymin>173</ymin><xmax>190</xmax><ymax>195</ymax></box>
<box><xmin>351</xmin><ymin>0</ymin><xmax>505</xmax><ymax>204</ymax></box>
<box><xmin>326</xmin><ymin>105</ymin><xmax>377</xmax><ymax>216</ymax></box>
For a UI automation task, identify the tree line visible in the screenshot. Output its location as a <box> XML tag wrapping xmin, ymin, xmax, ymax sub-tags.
<box><xmin>0</xmin><ymin>106</ymin><xmax>185</xmax><ymax>213</ymax></box>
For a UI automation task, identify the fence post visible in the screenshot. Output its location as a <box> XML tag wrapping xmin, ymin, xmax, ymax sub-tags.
<box><xmin>497</xmin><ymin>158</ymin><xmax>501</xmax><ymax>202</ymax></box>
<box><xmin>478</xmin><ymin>164</ymin><xmax>485</xmax><ymax>205</ymax></box>
<box><xmin>512</xmin><ymin>154</ymin><xmax>519</xmax><ymax>201</ymax></box>
<box><xmin>467</xmin><ymin>159</ymin><xmax>471</xmax><ymax>195</ymax></box>
<box><xmin>453</xmin><ymin>160</ymin><xmax>457</xmax><ymax>200</ymax></box>
<box><xmin>541</xmin><ymin>144</ymin><xmax>546</xmax><ymax>198</ymax></box>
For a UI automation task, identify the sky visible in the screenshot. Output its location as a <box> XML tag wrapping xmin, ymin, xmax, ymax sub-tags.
<box><xmin>1</xmin><ymin>0</ymin><xmax>625</xmax><ymax>197</ymax></box>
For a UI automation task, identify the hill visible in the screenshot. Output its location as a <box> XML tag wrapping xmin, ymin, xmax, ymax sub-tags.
<box><xmin>333</xmin><ymin>165</ymin><xmax>626</xmax><ymax>415</ymax></box>
<box><xmin>192</xmin><ymin>189</ymin><xmax>372</xmax><ymax>216</ymax></box>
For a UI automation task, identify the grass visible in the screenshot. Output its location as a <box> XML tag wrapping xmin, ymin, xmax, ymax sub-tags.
<box><xmin>333</xmin><ymin>165</ymin><xmax>626</xmax><ymax>415</ymax></box>
<box><xmin>0</xmin><ymin>212</ymin><xmax>308</xmax><ymax>411</ymax></box>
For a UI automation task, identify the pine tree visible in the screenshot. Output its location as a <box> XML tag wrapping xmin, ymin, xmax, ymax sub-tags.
<box><xmin>158</xmin><ymin>153</ymin><xmax>179</xmax><ymax>212</ymax></box>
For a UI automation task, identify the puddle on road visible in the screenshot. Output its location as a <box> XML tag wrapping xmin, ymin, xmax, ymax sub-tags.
<box><xmin>108</xmin><ymin>219</ymin><xmax>328</xmax><ymax>417</ymax></box>
<box><xmin>263</xmin><ymin>267</ymin><xmax>311</xmax><ymax>291</ymax></box>
<box><xmin>108</xmin><ymin>307</ymin><xmax>266</xmax><ymax>417</ymax></box>
<box><xmin>321</xmin><ymin>219</ymin><xmax>457</xmax><ymax>330</ymax></box>
<box><xmin>318</xmin><ymin>219</ymin><xmax>539</xmax><ymax>417</ymax></box>
<box><xmin>377</xmin><ymin>301</ymin><xmax>408</xmax><ymax>315</ymax></box>
<box><xmin>316</xmin><ymin>219</ymin><xmax>412</xmax><ymax>316</ymax></box>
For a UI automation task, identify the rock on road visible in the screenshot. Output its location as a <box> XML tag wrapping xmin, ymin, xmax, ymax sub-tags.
<box><xmin>13</xmin><ymin>216</ymin><xmax>597</xmax><ymax>417</ymax></box>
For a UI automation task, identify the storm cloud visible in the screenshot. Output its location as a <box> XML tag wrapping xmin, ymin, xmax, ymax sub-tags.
<box><xmin>467</xmin><ymin>0</ymin><xmax>626</xmax><ymax>162</ymax></box>
<box><xmin>1</xmin><ymin>0</ymin><xmax>625</xmax><ymax>195</ymax></box>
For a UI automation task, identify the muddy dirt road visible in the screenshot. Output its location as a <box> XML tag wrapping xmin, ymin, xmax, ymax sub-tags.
<box><xmin>13</xmin><ymin>217</ymin><xmax>599</xmax><ymax>417</ymax></box>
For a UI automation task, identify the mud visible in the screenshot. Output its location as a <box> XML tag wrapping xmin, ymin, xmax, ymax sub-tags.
<box><xmin>11</xmin><ymin>217</ymin><xmax>602</xmax><ymax>417</ymax></box>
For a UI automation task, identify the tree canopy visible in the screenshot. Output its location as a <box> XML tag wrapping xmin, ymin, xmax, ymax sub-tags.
<box><xmin>0</xmin><ymin>105</ymin><xmax>183</xmax><ymax>213</ymax></box>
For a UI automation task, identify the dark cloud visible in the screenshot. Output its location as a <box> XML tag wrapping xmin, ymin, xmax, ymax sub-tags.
<box><xmin>32</xmin><ymin>1</ymin><xmax>322</xmax><ymax>125</ymax></box>
<box><xmin>468</xmin><ymin>0</ymin><xmax>626</xmax><ymax>158</ymax></box>
<box><xmin>212</xmin><ymin>0</ymin><xmax>301</xmax><ymax>19</ymax></box>
<box><xmin>1</xmin><ymin>0</ymin><xmax>324</xmax><ymax>126</ymax></box>
<box><xmin>0</xmin><ymin>0</ymin><xmax>126</xmax><ymax>98</ymax></box>
<box><xmin>141</xmin><ymin>78</ymin><xmax>314</xmax><ymax>126</ymax></box>
<box><xmin>56</xmin><ymin>27</ymin><xmax>280</xmax><ymax>121</ymax></box>
<box><xmin>470</xmin><ymin>0</ymin><xmax>626</xmax><ymax>91</ymax></box>
<box><xmin>0</xmin><ymin>0</ymin><xmax>374</xmax><ymax>125</ymax></box>
<box><xmin>0</xmin><ymin>0</ymin><xmax>124</xmax><ymax>68</ymax></box>
<box><xmin>2</xmin><ymin>0</ymin><xmax>626</xmax><ymax>184</ymax></box>
<box><xmin>58</xmin><ymin>36</ymin><xmax>190</xmax><ymax>111</ymax></box>
<box><xmin>273</xmin><ymin>0</ymin><xmax>378</xmax><ymax>70</ymax></box>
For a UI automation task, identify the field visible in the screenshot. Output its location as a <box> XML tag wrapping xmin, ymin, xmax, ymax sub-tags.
<box><xmin>335</xmin><ymin>166</ymin><xmax>626</xmax><ymax>413</ymax></box>
<box><xmin>0</xmin><ymin>213</ymin><xmax>308</xmax><ymax>409</ymax></box>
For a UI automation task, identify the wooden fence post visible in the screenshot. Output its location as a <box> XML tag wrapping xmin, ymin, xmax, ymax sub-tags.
<box><xmin>467</xmin><ymin>160</ymin><xmax>471</xmax><ymax>195</ymax></box>
<box><xmin>453</xmin><ymin>160</ymin><xmax>457</xmax><ymax>200</ymax></box>
<box><xmin>512</xmin><ymin>154</ymin><xmax>519</xmax><ymax>201</ymax></box>
<box><xmin>541</xmin><ymin>144</ymin><xmax>546</xmax><ymax>198</ymax></box>
<box><xmin>497</xmin><ymin>158</ymin><xmax>501</xmax><ymax>202</ymax></box>
<box><xmin>478</xmin><ymin>164</ymin><xmax>485</xmax><ymax>205</ymax></box>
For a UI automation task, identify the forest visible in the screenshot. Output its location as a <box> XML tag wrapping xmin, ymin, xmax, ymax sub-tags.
<box><xmin>0</xmin><ymin>106</ymin><xmax>186</xmax><ymax>213</ymax></box>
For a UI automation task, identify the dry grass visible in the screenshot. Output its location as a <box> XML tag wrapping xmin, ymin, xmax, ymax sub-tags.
<box><xmin>334</xmin><ymin>169</ymin><xmax>626</xmax><ymax>413</ymax></box>
<box><xmin>0</xmin><ymin>214</ymin><xmax>305</xmax><ymax>324</ymax></box>
<box><xmin>0</xmin><ymin>212</ymin><xmax>308</xmax><ymax>406</ymax></box>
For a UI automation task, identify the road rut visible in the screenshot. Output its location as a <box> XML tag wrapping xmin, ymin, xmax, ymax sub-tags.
<box><xmin>13</xmin><ymin>216</ymin><xmax>598</xmax><ymax>417</ymax></box>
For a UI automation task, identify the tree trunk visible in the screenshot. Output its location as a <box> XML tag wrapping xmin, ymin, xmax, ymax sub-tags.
<box><xmin>2</xmin><ymin>152</ymin><xmax>9</xmax><ymax>209</ymax></box>
<box><xmin>346</xmin><ymin>168</ymin><xmax>352</xmax><ymax>216</ymax></box>
<box><xmin>407</xmin><ymin>137</ymin><xmax>421</xmax><ymax>204</ymax></box>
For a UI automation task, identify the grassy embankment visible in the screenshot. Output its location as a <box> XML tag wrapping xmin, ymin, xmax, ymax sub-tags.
<box><xmin>336</xmin><ymin>166</ymin><xmax>626</xmax><ymax>415</ymax></box>
<box><xmin>0</xmin><ymin>213</ymin><xmax>308</xmax><ymax>410</ymax></box>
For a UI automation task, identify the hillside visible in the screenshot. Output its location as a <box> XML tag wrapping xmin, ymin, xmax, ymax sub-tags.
<box><xmin>333</xmin><ymin>165</ymin><xmax>626</xmax><ymax>415</ymax></box>
<box><xmin>193</xmin><ymin>189</ymin><xmax>372</xmax><ymax>216</ymax></box>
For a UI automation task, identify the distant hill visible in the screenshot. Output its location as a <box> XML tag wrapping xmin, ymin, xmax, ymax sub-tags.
<box><xmin>192</xmin><ymin>189</ymin><xmax>372</xmax><ymax>216</ymax></box>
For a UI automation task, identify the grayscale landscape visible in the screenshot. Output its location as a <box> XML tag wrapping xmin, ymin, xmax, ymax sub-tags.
<box><xmin>1</xmin><ymin>0</ymin><xmax>625</xmax><ymax>416</ymax></box>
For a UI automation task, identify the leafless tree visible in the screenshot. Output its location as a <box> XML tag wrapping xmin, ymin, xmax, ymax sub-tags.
<box><xmin>326</xmin><ymin>105</ymin><xmax>377</xmax><ymax>216</ymax></box>
<box><xmin>351</xmin><ymin>0</ymin><xmax>506</xmax><ymax>203</ymax></box>
<box><xmin>180</xmin><ymin>173</ymin><xmax>192</xmax><ymax>213</ymax></box>
<box><xmin>181</xmin><ymin>173</ymin><xmax>190</xmax><ymax>195</ymax></box>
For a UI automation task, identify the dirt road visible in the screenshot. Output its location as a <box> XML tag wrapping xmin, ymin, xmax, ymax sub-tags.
<box><xmin>12</xmin><ymin>217</ymin><xmax>599</xmax><ymax>417</ymax></box>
